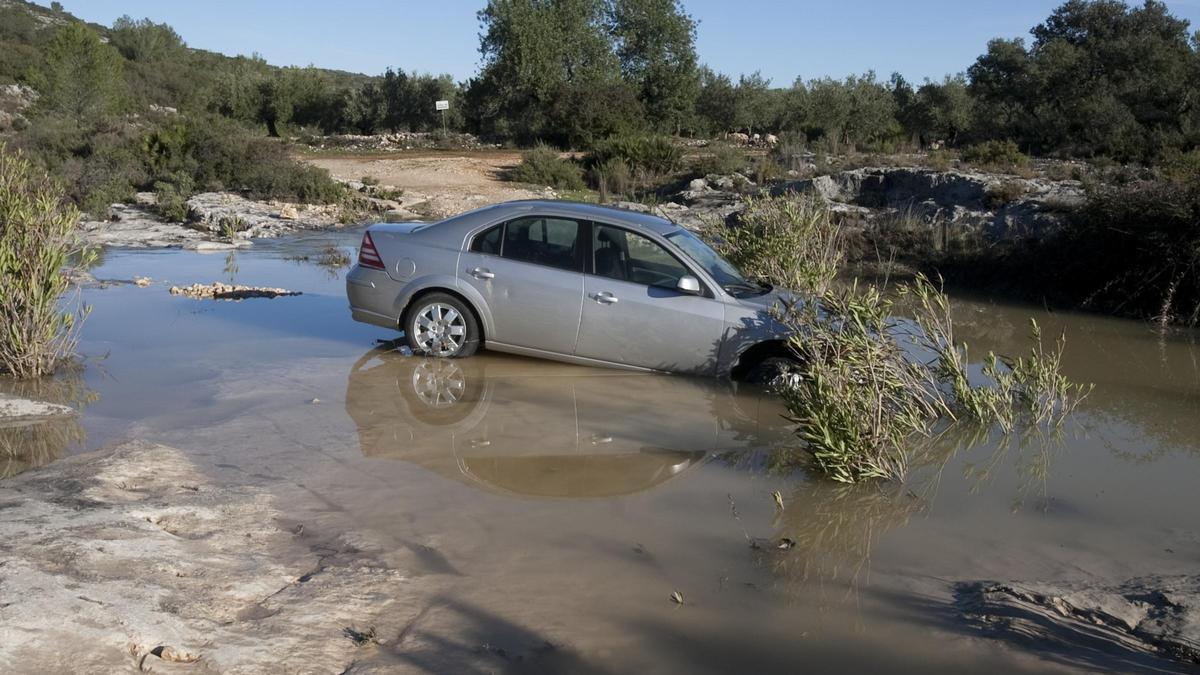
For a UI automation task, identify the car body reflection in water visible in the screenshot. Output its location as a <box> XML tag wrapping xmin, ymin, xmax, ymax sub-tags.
<box><xmin>345</xmin><ymin>346</ymin><xmax>794</xmax><ymax>498</ymax></box>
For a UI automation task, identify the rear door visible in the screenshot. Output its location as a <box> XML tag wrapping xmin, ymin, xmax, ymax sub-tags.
<box><xmin>458</xmin><ymin>216</ymin><xmax>585</xmax><ymax>356</ymax></box>
<box><xmin>575</xmin><ymin>224</ymin><xmax>726</xmax><ymax>375</ymax></box>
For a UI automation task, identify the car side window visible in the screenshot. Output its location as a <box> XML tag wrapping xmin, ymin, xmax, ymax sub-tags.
<box><xmin>501</xmin><ymin>217</ymin><xmax>581</xmax><ymax>271</ymax></box>
<box><xmin>470</xmin><ymin>223</ymin><xmax>503</xmax><ymax>254</ymax></box>
<box><xmin>593</xmin><ymin>224</ymin><xmax>691</xmax><ymax>289</ymax></box>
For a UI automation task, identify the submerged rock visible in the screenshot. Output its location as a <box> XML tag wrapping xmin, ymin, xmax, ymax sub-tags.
<box><xmin>0</xmin><ymin>394</ymin><xmax>74</xmax><ymax>423</ymax></box>
<box><xmin>957</xmin><ymin>577</ymin><xmax>1200</xmax><ymax>667</ymax></box>
<box><xmin>169</xmin><ymin>283</ymin><xmax>302</xmax><ymax>300</ymax></box>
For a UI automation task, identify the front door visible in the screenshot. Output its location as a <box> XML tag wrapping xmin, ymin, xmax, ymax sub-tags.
<box><xmin>575</xmin><ymin>224</ymin><xmax>725</xmax><ymax>374</ymax></box>
<box><xmin>458</xmin><ymin>216</ymin><xmax>585</xmax><ymax>356</ymax></box>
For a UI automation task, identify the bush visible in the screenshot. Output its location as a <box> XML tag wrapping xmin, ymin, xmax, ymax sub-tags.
<box><xmin>0</xmin><ymin>145</ymin><xmax>92</xmax><ymax>379</ymax></box>
<box><xmin>153</xmin><ymin>178</ymin><xmax>192</xmax><ymax>222</ymax></box>
<box><xmin>587</xmin><ymin>135</ymin><xmax>682</xmax><ymax>177</ymax></box>
<box><xmin>706</xmin><ymin>196</ymin><xmax>1088</xmax><ymax>483</ymax></box>
<box><xmin>18</xmin><ymin>113</ymin><xmax>346</xmax><ymax>214</ymax></box>
<box><xmin>509</xmin><ymin>143</ymin><xmax>585</xmax><ymax>190</ymax></box>
<box><xmin>707</xmin><ymin>194</ymin><xmax>844</xmax><ymax>295</ymax></box>
<box><xmin>961</xmin><ymin>140</ymin><xmax>1029</xmax><ymax>171</ymax></box>
<box><xmin>769</xmin><ymin>132</ymin><xmax>809</xmax><ymax>173</ymax></box>
<box><xmin>985</xmin><ymin>179</ymin><xmax>1027</xmax><ymax>207</ymax></box>
<box><xmin>1053</xmin><ymin>178</ymin><xmax>1200</xmax><ymax>325</ymax></box>
<box><xmin>589</xmin><ymin>156</ymin><xmax>631</xmax><ymax>201</ymax></box>
<box><xmin>693</xmin><ymin>143</ymin><xmax>746</xmax><ymax>176</ymax></box>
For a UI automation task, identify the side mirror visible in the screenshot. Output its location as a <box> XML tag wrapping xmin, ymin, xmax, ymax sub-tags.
<box><xmin>676</xmin><ymin>275</ymin><xmax>702</xmax><ymax>295</ymax></box>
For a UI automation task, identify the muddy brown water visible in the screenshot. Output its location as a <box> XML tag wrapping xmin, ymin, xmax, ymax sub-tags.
<box><xmin>3</xmin><ymin>230</ymin><xmax>1199</xmax><ymax>673</ymax></box>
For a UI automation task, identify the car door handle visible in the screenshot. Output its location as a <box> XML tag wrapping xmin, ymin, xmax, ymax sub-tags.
<box><xmin>590</xmin><ymin>291</ymin><xmax>619</xmax><ymax>304</ymax></box>
<box><xmin>469</xmin><ymin>267</ymin><xmax>494</xmax><ymax>280</ymax></box>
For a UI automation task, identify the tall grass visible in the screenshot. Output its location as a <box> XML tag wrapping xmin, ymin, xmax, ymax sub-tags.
<box><xmin>706</xmin><ymin>194</ymin><xmax>1090</xmax><ymax>483</ymax></box>
<box><xmin>0</xmin><ymin>145</ymin><xmax>93</xmax><ymax>379</ymax></box>
<box><xmin>706</xmin><ymin>194</ymin><xmax>844</xmax><ymax>296</ymax></box>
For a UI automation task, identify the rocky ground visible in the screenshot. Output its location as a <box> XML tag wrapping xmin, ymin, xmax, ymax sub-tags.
<box><xmin>655</xmin><ymin>165</ymin><xmax>1086</xmax><ymax>238</ymax></box>
<box><xmin>81</xmin><ymin>192</ymin><xmax>346</xmax><ymax>250</ymax></box>
<box><xmin>74</xmin><ymin>141</ymin><xmax>1086</xmax><ymax>252</ymax></box>
<box><xmin>0</xmin><ymin>439</ymin><xmax>426</xmax><ymax>673</ymax></box>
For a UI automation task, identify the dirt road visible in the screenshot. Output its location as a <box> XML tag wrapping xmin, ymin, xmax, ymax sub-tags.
<box><xmin>302</xmin><ymin>150</ymin><xmax>556</xmax><ymax>219</ymax></box>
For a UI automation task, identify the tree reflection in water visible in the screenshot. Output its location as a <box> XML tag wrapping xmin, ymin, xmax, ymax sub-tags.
<box><xmin>0</xmin><ymin>365</ymin><xmax>95</xmax><ymax>479</ymax></box>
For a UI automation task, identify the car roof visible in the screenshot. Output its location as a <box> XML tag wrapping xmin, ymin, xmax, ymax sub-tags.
<box><xmin>473</xmin><ymin>200</ymin><xmax>684</xmax><ymax>236</ymax></box>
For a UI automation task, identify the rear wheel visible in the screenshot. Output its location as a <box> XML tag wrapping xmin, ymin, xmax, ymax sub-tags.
<box><xmin>404</xmin><ymin>293</ymin><xmax>480</xmax><ymax>358</ymax></box>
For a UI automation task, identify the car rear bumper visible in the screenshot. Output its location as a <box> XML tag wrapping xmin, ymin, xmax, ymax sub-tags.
<box><xmin>347</xmin><ymin>265</ymin><xmax>400</xmax><ymax>330</ymax></box>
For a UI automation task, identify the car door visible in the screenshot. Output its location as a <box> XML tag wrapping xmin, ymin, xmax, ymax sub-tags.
<box><xmin>458</xmin><ymin>216</ymin><xmax>585</xmax><ymax>356</ymax></box>
<box><xmin>575</xmin><ymin>223</ymin><xmax>726</xmax><ymax>375</ymax></box>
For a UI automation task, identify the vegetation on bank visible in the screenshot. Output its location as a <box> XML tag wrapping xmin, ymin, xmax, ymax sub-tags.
<box><xmin>705</xmin><ymin>195</ymin><xmax>1089</xmax><ymax>483</ymax></box>
<box><xmin>0</xmin><ymin>145</ymin><xmax>92</xmax><ymax>379</ymax></box>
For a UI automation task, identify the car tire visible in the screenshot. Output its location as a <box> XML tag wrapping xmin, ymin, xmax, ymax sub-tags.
<box><xmin>404</xmin><ymin>293</ymin><xmax>480</xmax><ymax>358</ymax></box>
<box><xmin>745</xmin><ymin>356</ymin><xmax>802</xmax><ymax>388</ymax></box>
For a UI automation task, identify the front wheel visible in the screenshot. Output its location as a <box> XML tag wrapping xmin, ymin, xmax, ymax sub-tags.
<box><xmin>404</xmin><ymin>293</ymin><xmax>480</xmax><ymax>358</ymax></box>
<box><xmin>745</xmin><ymin>356</ymin><xmax>802</xmax><ymax>388</ymax></box>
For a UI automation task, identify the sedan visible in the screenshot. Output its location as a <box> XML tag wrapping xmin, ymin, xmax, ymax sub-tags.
<box><xmin>345</xmin><ymin>200</ymin><xmax>796</xmax><ymax>379</ymax></box>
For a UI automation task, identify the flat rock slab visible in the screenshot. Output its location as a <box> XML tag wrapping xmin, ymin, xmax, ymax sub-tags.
<box><xmin>0</xmin><ymin>440</ymin><xmax>424</xmax><ymax>673</ymax></box>
<box><xmin>0</xmin><ymin>394</ymin><xmax>74</xmax><ymax>424</ymax></box>
<box><xmin>957</xmin><ymin>577</ymin><xmax>1200</xmax><ymax>671</ymax></box>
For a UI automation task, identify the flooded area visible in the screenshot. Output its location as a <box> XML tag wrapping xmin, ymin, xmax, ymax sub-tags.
<box><xmin>3</xmin><ymin>232</ymin><xmax>1200</xmax><ymax>673</ymax></box>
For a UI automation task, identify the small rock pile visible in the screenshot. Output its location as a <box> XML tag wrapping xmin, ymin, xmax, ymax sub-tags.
<box><xmin>0</xmin><ymin>83</ymin><xmax>38</xmax><ymax>132</ymax></box>
<box><xmin>305</xmin><ymin>132</ymin><xmax>493</xmax><ymax>152</ymax></box>
<box><xmin>169</xmin><ymin>283</ymin><xmax>302</xmax><ymax>300</ymax></box>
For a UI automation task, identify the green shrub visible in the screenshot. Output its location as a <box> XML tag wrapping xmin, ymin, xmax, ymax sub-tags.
<box><xmin>769</xmin><ymin>132</ymin><xmax>809</xmax><ymax>173</ymax></box>
<box><xmin>707</xmin><ymin>196</ymin><xmax>1088</xmax><ymax>483</ymax></box>
<box><xmin>509</xmin><ymin>143</ymin><xmax>585</xmax><ymax>190</ymax></box>
<box><xmin>985</xmin><ymin>179</ymin><xmax>1028</xmax><ymax>207</ymax></box>
<box><xmin>589</xmin><ymin>156</ymin><xmax>631</xmax><ymax>200</ymax></box>
<box><xmin>0</xmin><ymin>145</ymin><xmax>93</xmax><ymax>379</ymax></box>
<box><xmin>153</xmin><ymin>178</ymin><xmax>192</xmax><ymax>222</ymax></box>
<box><xmin>693</xmin><ymin>143</ymin><xmax>746</xmax><ymax>176</ymax></box>
<box><xmin>587</xmin><ymin>135</ymin><xmax>682</xmax><ymax>177</ymax></box>
<box><xmin>961</xmin><ymin>140</ymin><xmax>1029</xmax><ymax>171</ymax></box>
<box><xmin>1054</xmin><ymin>178</ymin><xmax>1200</xmax><ymax>325</ymax></box>
<box><xmin>707</xmin><ymin>194</ymin><xmax>844</xmax><ymax>296</ymax></box>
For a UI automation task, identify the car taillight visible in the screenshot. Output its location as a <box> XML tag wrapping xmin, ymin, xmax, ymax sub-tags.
<box><xmin>358</xmin><ymin>231</ymin><xmax>385</xmax><ymax>270</ymax></box>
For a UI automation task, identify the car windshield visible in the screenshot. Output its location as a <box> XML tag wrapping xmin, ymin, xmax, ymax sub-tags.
<box><xmin>665</xmin><ymin>229</ymin><xmax>767</xmax><ymax>297</ymax></box>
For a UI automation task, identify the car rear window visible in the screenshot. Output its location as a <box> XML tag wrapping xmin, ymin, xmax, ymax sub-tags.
<box><xmin>470</xmin><ymin>223</ymin><xmax>503</xmax><ymax>254</ymax></box>
<box><xmin>500</xmin><ymin>217</ymin><xmax>582</xmax><ymax>271</ymax></box>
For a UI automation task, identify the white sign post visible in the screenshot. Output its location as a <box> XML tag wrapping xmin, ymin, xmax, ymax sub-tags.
<box><xmin>435</xmin><ymin>100</ymin><xmax>449</xmax><ymax>137</ymax></box>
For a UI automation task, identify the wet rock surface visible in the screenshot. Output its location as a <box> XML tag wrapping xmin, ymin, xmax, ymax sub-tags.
<box><xmin>0</xmin><ymin>440</ymin><xmax>422</xmax><ymax>673</ymax></box>
<box><xmin>0</xmin><ymin>394</ymin><xmax>74</xmax><ymax>423</ymax></box>
<box><xmin>957</xmin><ymin>577</ymin><xmax>1200</xmax><ymax>669</ymax></box>
<box><xmin>169</xmin><ymin>282</ymin><xmax>302</xmax><ymax>300</ymax></box>
<box><xmin>81</xmin><ymin>192</ymin><xmax>346</xmax><ymax>249</ymax></box>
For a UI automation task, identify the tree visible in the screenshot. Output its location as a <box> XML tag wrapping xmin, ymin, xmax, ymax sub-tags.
<box><xmin>693</xmin><ymin>66</ymin><xmax>737</xmax><ymax>134</ymax></box>
<box><xmin>904</xmin><ymin>75</ymin><xmax>972</xmax><ymax>145</ymax></box>
<box><xmin>31</xmin><ymin>23</ymin><xmax>127</xmax><ymax>120</ymax></box>
<box><xmin>607</xmin><ymin>0</ymin><xmax>698</xmax><ymax>133</ymax></box>
<box><xmin>380</xmin><ymin>68</ymin><xmax>413</xmax><ymax>131</ymax></box>
<box><xmin>109</xmin><ymin>16</ymin><xmax>186</xmax><ymax>63</ymax></box>
<box><xmin>256</xmin><ymin>77</ymin><xmax>292</xmax><ymax>137</ymax></box>
<box><xmin>968</xmin><ymin>0</ymin><xmax>1199</xmax><ymax>160</ymax></box>
<box><xmin>734</xmin><ymin>71</ymin><xmax>772</xmax><ymax>136</ymax></box>
<box><xmin>469</xmin><ymin>0</ymin><xmax>626</xmax><ymax>144</ymax></box>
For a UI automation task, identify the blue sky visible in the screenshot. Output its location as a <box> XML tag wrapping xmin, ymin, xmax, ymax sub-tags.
<box><xmin>57</xmin><ymin>0</ymin><xmax>1200</xmax><ymax>85</ymax></box>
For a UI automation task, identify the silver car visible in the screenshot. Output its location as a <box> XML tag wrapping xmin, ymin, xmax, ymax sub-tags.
<box><xmin>345</xmin><ymin>200</ymin><xmax>794</xmax><ymax>379</ymax></box>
